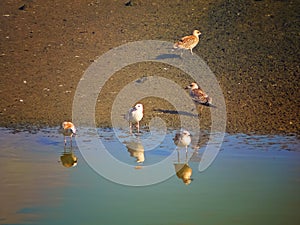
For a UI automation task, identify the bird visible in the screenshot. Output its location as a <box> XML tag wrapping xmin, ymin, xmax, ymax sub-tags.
<box><xmin>173</xmin><ymin>130</ymin><xmax>192</xmax><ymax>152</ymax></box>
<box><xmin>60</xmin><ymin>121</ymin><xmax>76</xmax><ymax>146</ymax></box>
<box><xmin>173</xmin><ymin>30</ymin><xmax>201</xmax><ymax>55</ymax></box>
<box><xmin>126</xmin><ymin>103</ymin><xmax>144</xmax><ymax>133</ymax></box>
<box><xmin>185</xmin><ymin>82</ymin><xmax>215</xmax><ymax>108</ymax></box>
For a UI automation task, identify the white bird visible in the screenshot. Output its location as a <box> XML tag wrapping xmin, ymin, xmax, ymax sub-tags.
<box><xmin>61</xmin><ymin>122</ymin><xmax>76</xmax><ymax>146</ymax></box>
<box><xmin>173</xmin><ymin>130</ymin><xmax>192</xmax><ymax>152</ymax></box>
<box><xmin>185</xmin><ymin>82</ymin><xmax>215</xmax><ymax>108</ymax></box>
<box><xmin>126</xmin><ymin>103</ymin><xmax>144</xmax><ymax>133</ymax></box>
<box><xmin>174</xmin><ymin>30</ymin><xmax>202</xmax><ymax>55</ymax></box>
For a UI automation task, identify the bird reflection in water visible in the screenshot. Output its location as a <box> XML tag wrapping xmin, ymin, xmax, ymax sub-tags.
<box><xmin>173</xmin><ymin>130</ymin><xmax>193</xmax><ymax>185</ymax></box>
<box><xmin>59</xmin><ymin>146</ymin><xmax>78</xmax><ymax>168</ymax></box>
<box><xmin>125</xmin><ymin>139</ymin><xmax>145</xmax><ymax>169</ymax></box>
<box><xmin>174</xmin><ymin>150</ymin><xmax>193</xmax><ymax>185</ymax></box>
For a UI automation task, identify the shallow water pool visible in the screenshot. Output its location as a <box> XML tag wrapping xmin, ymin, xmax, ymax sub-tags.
<box><xmin>0</xmin><ymin>128</ymin><xmax>299</xmax><ymax>225</ymax></box>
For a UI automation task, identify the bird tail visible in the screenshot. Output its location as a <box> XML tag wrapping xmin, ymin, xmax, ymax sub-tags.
<box><xmin>207</xmin><ymin>103</ymin><xmax>217</xmax><ymax>108</ymax></box>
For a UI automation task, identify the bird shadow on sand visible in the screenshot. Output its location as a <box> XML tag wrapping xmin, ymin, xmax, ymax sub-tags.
<box><xmin>154</xmin><ymin>53</ymin><xmax>181</xmax><ymax>60</ymax></box>
<box><xmin>154</xmin><ymin>109</ymin><xmax>198</xmax><ymax>117</ymax></box>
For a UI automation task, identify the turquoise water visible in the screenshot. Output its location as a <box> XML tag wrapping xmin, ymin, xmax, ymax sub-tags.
<box><xmin>0</xmin><ymin>128</ymin><xmax>299</xmax><ymax>225</ymax></box>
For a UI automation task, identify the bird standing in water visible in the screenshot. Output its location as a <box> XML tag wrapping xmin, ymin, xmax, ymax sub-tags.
<box><xmin>174</xmin><ymin>30</ymin><xmax>201</xmax><ymax>55</ymax></box>
<box><xmin>126</xmin><ymin>103</ymin><xmax>144</xmax><ymax>134</ymax></box>
<box><xmin>61</xmin><ymin>122</ymin><xmax>76</xmax><ymax>146</ymax></box>
<box><xmin>173</xmin><ymin>130</ymin><xmax>192</xmax><ymax>152</ymax></box>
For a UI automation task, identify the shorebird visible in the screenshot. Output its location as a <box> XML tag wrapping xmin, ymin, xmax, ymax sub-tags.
<box><xmin>185</xmin><ymin>82</ymin><xmax>215</xmax><ymax>108</ymax></box>
<box><xmin>61</xmin><ymin>121</ymin><xmax>76</xmax><ymax>146</ymax></box>
<box><xmin>173</xmin><ymin>30</ymin><xmax>201</xmax><ymax>55</ymax></box>
<box><xmin>126</xmin><ymin>103</ymin><xmax>144</xmax><ymax>133</ymax></box>
<box><xmin>173</xmin><ymin>130</ymin><xmax>192</xmax><ymax>152</ymax></box>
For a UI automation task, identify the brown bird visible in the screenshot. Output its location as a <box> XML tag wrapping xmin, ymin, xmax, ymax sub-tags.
<box><xmin>173</xmin><ymin>30</ymin><xmax>201</xmax><ymax>55</ymax></box>
<box><xmin>185</xmin><ymin>82</ymin><xmax>215</xmax><ymax>108</ymax></box>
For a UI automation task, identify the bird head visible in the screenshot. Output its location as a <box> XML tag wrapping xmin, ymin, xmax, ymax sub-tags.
<box><xmin>185</xmin><ymin>82</ymin><xmax>199</xmax><ymax>90</ymax></box>
<box><xmin>134</xmin><ymin>103</ymin><xmax>143</xmax><ymax>111</ymax></box>
<box><xmin>182</xmin><ymin>130</ymin><xmax>191</xmax><ymax>137</ymax></box>
<box><xmin>62</xmin><ymin>122</ymin><xmax>76</xmax><ymax>134</ymax></box>
<box><xmin>193</xmin><ymin>30</ymin><xmax>201</xmax><ymax>37</ymax></box>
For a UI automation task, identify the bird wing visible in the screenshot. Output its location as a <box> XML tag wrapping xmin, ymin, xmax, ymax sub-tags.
<box><xmin>191</xmin><ymin>88</ymin><xmax>209</xmax><ymax>104</ymax></box>
<box><xmin>173</xmin><ymin>133</ymin><xmax>181</xmax><ymax>145</ymax></box>
<box><xmin>126</xmin><ymin>107</ymin><xmax>135</xmax><ymax>121</ymax></box>
<box><xmin>179</xmin><ymin>35</ymin><xmax>197</xmax><ymax>47</ymax></box>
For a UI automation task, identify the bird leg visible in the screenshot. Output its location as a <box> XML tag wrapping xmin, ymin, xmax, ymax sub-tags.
<box><xmin>137</xmin><ymin>121</ymin><xmax>140</xmax><ymax>133</ymax></box>
<box><xmin>185</xmin><ymin>148</ymin><xmax>188</xmax><ymax>160</ymax></box>
<box><xmin>190</xmin><ymin>49</ymin><xmax>193</xmax><ymax>55</ymax></box>
<box><xmin>199</xmin><ymin>105</ymin><xmax>204</xmax><ymax>113</ymax></box>
<box><xmin>129</xmin><ymin>122</ymin><xmax>132</xmax><ymax>134</ymax></box>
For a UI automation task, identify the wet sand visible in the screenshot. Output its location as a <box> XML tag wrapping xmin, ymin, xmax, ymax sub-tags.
<box><xmin>0</xmin><ymin>0</ymin><xmax>299</xmax><ymax>134</ymax></box>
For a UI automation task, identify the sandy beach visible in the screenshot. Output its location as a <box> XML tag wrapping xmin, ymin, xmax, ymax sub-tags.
<box><xmin>0</xmin><ymin>0</ymin><xmax>299</xmax><ymax>134</ymax></box>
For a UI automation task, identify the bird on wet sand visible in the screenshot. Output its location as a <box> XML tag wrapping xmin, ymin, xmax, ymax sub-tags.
<box><xmin>173</xmin><ymin>130</ymin><xmax>192</xmax><ymax>152</ymax></box>
<box><xmin>185</xmin><ymin>82</ymin><xmax>216</xmax><ymax>108</ymax></box>
<box><xmin>61</xmin><ymin>122</ymin><xmax>76</xmax><ymax>146</ymax></box>
<box><xmin>173</xmin><ymin>30</ymin><xmax>201</xmax><ymax>55</ymax></box>
<box><xmin>126</xmin><ymin>103</ymin><xmax>144</xmax><ymax>134</ymax></box>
